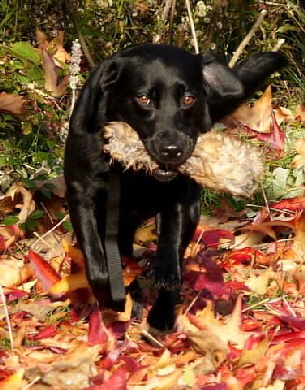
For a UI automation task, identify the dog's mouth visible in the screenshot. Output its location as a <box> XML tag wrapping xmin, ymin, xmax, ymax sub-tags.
<box><xmin>152</xmin><ymin>165</ymin><xmax>178</xmax><ymax>181</ymax></box>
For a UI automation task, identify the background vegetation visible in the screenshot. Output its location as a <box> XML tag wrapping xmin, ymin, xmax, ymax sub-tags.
<box><xmin>0</xmin><ymin>0</ymin><xmax>304</xmax><ymax>206</ymax></box>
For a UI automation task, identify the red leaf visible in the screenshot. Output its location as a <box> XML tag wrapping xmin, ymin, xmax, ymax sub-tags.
<box><xmin>88</xmin><ymin>308</ymin><xmax>115</xmax><ymax>347</ymax></box>
<box><xmin>201</xmin><ymin>229</ymin><xmax>235</xmax><ymax>248</ymax></box>
<box><xmin>26</xmin><ymin>250</ymin><xmax>61</xmax><ymax>291</ymax></box>
<box><xmin>280</xmin><ymin>316</ymin><xmax>305</xmax><ymax>330</ymax></box>
<box><xmin>85</xmin><ymin>368</ymin><xmax>128</xmax><ymax>390</ymax></box>
<box><xmin>33</xmin><ymin>324</ymin><xmax>57</xmax><ymax>339</ymax></box>
<box><xmin>255</xmin><ymin>111</ymin><xmax>285</xmax><ymax>151</ymax></box>
<box><xmin>271</xmin><ymin>196</ymin><xmax>305</xmax><ymax>211</ymax></box>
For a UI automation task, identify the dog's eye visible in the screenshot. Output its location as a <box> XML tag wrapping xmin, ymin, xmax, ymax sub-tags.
<box><xmin>182</xmin><ymin>95</ymin><xmax>195</xmax><ymax>106</ymax></box>
<box><xmin>136</xmin><ymin>94</ymin><xmax>151</xmax><ymax>105</ymax></box>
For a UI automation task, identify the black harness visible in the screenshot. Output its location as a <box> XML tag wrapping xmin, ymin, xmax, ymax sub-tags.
<box><xmin>104</xmin><ymin>171</ymin><xmax>126</xmax><ymax>312</ymax></box>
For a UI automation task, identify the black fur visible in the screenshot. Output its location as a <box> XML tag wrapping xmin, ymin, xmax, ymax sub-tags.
<box><xmin>64</xmin><ymin>44</ymin><xmax>286</xmax><ymax>331</ymax></box>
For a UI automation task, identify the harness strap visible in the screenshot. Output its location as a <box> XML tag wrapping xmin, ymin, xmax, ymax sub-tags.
<box><xmin>105</xmin><ymin>171</ymin><xmax>125</xmax><ymax>312</ymax></box>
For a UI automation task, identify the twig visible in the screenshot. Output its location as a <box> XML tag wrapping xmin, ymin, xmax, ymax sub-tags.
<box><xmin>31</xmin><ymin>215</ymin><xmax>68</xmax><ymax>251</ymax></box>
<box><xmin>168</xmin><ymin>0</ymin><xmax>177</xmax><ymax>45</ymax></box>
<box><xmin>161</xmin><ymin>0</ymin><xmax>174</xmax><ymax>20</ymax></box>
<box><xmin>272</xmin><ymin>38</ymin><xmax>285</xmax><ymax>52</ymax></box>
<box><xmin>65</xmin><ymin>0</ymin><xmax>95</xmax><ymax>69</ymax></box>
<box><xmin>22</xmin><ymin>376</ymin><xmax>41</xmax><ymax>390</ymax></box>
<box><xmin>185</xmin><ymin>0</ymin><xmax>199</xmax><ymax>54</ymax></box>
<box><xmin>0</xmin><ymin>284</ymin><xmax>14</xmax><ymax>350</ymax></box>
<box><xmin>229</xmin><ymin>9</ymin><xmax>267</xmax><ymax>67</ymax></box>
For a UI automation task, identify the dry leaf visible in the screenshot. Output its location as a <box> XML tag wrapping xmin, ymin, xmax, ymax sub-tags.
<box><xmin>245</xmin><ymin>268</ymin><xmax>275</xmax><ymax>295</ymax></box>
<box><xmin>229</xmin><ymin>86</ymin><xmax>273</xmax><ymax>133</ymax></box>
<box><xmin>184</xmin><ymin>296</ymin><xmax>255</xmax><ymax>348</ymax></box>
<box><xmin>0</xmin><ymin>369</ymin><xmax>25</xmax><ymax>390</ymax></box>
<box><xmin>0</xmin><ymin>258</ymin><xmax>33</xmax><ymax>288</ymax></box>
<box><xmin>0</xmin><ymin>92</ymin><xmax>26</xmax><ymax>116</ymax></box>
<box><xmin>4</xmin><ymin>184</ymin><xmax>35</xmax><ymax>225</ymax></box>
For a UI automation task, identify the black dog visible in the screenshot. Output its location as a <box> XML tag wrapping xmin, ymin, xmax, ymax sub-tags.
<box><xmin>64</xmin><ymin>44</ymin><xmax>286</xmax><ymax>331</ymax></box>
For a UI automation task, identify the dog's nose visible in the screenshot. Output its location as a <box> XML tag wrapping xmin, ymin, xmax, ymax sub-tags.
<box><xmin>160</xmin><ymin>145</ymin><xmax>182</xmax><ymax>160</ymax></box>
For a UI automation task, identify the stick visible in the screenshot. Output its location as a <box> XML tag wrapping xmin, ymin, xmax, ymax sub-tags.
<box><xmin>229</xmin><ymin>9</ymin><xmax>267</xmax><ymax>67</ymax></box>
<box><xmin>272</xmin><ymin>38</ymin><xmax>285</xmax><ymax>52</ymax></box>
<box><xmin>185</xmin><ymin>0</ymin><xmax>199</xmax><ymax>54</ymax></box>
<box><xmin>0</xmin><ymin>285</ymin><xmax>14</xmax><ymax>350</ymax></box>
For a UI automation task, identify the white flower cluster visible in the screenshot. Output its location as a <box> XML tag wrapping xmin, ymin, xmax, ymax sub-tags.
<box><xmin>196</xmin><ymin>1</ymin><xmax>207</xmax><ymax>18</ymax></box>
<box><xmin>96</xmin><ymin>0</ymin><xmax>112</xmax><ymax>7</ymax></box>
<box><xmin>69</xmin><ymin>39</ymin><xmax>82</xmax><ymax>91</ymax></box>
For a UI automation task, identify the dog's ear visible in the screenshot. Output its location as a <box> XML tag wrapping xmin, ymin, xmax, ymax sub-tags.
<box><xmin>233</xmin><ymin>52</ymin><xmax>287</xmax><ymax>100</ymax></box>
<box><xmin>69</xmin><ymin>58</ymin><xmax>122</xmax><ymax>135</ymax></box>
<box><xmin>201</xmin><ymin>52</ymin><xmax>287</xmax><ymax>123</ymax></box>
<box><xmin>201</xmin><ymin>52</ymin><xmax>244</xmax><ymax>104</ymax></box>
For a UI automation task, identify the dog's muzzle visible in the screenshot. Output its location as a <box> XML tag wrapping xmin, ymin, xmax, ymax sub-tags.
<box><xmin>145</xmin><ymin>132</ymin><xmax>195</xmax><ymax>181</ymax></box>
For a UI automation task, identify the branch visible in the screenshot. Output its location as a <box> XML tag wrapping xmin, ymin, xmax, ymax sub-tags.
<box><xmin>229</xmin><ymin>9</ymin><xmax>267</xmax><ymax>68</ymax></box>
<box><xmin>185</xmin><ymin>0</ymin><xmax>199</xmax><ymax>54</ymax></box>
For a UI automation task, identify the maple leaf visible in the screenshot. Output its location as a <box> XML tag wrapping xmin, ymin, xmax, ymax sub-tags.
<box><xmin>183</xmin><ymin>296</ymin><xmax>255</xmax><ymax>348</ymax></box>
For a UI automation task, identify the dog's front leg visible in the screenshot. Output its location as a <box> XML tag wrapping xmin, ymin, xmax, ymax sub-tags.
<box><xmin>149</xmin><ymin>203</ymin><xmax>184</xmax><ymax>290</ymax></box>
<box><xmin>65</xmin><ymin>132</ymin><xmax>118</xmax><ymax>309</ymax></box>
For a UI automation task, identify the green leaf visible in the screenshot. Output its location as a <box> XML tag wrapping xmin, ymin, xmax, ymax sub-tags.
<box><xmin>0</xmin><ymin>156</ymin><xmax>7</xmax><ymax>167</ymax></box>
<box><xmin>63</xmin><ymin>221</ymin><xmax>73</xmax><ymax>231</ymax></box>
<box><xmin>30</xmin><ymin>210</ymin><xmax>45</xmax><ymax>220</ymax></box>
<box><xmin>277</xmin><ymin>24</ymin><xmax>299</xmax><ymax>34</ymax></box>
<box><xmin>9</xmin><ymin>42</ymin><xmax>41</xmax><ymax>65</ymax></box>
<box><xmin>3</xmin><ymin>215</ymin><xmax>19</xmax><ymax>226</ymax></box>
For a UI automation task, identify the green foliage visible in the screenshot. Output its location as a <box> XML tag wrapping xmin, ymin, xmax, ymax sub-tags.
<box><xmin>0</xmin><ymin>40</ymin><xmax>66</xmax><ymax>192</ymax></box>
<box><xmin>0</xmin><ymin>337</ymin><xmax>11</xmax><ymax>350</ymax></box>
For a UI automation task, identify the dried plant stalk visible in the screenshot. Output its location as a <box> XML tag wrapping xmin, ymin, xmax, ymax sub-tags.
<box><xmin>103</xmin><ymin>122</ymin><xmax>263</xmax><ymax>197</ymax></box>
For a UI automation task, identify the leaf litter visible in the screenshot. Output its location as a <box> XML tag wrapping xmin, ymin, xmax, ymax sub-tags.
<box><xmin>1</xmin><ymin>90</ymin><xmax>305</xmax><ymax>389</ymax></box>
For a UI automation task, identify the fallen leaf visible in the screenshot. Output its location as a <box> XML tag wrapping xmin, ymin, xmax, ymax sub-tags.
<box><xmin>26</xmin><ymin>250</ymin><xmax>61</xmax><ymax>292</ymax></box>
<box><xmin>184</xmin><ymin>296</ymin><xmax>255</xmax><ymax>348</ymax></box>
<box><xmin>237</xmin><ymin>337</ymin><xmax>269</xmax><ymax>366</ymax></box>
<box><xmin>0</xmin><ymin>369</ymin><xmax>25</xmax><ymax>390</ymax></box>
<box><xmin>0</xmin><ymin>258</ymin><xmax>33</xmax><ymax>288</ymax></box>
<box><xmin>245</xmin><ymin>268</ymin><xmax>275</xmax><ymax>295</ymax></box>
<box><xmin>50</xmin><ymin>270</ymin><xmax>89</xmax><ymax>295</ymax></box>
<box><xmin>229</xmin><ymin>86</ymin><xmax>273</xmax><ymax>133</ymax></box>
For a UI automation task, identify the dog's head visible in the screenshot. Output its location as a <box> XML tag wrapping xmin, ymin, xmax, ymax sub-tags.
<box><xmin>70</xmin><ymin>44</ymin><xmax>286</xmax><ymax>180</ymax></box>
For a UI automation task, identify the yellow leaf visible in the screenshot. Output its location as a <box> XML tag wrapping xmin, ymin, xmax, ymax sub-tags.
<box><xmin>183</xmin><ymin>365</ymin><xmax>196</xmax><ymax>387</ymax></box>
<box><xmin>0</xmin><ymin>369</ymin><xmax>24</xmax><ymax>390</ymax></box>
<box><xmin>50</xmin><ymin>271</ymin><xmax>88</xmax><ymax>295</ymax></box>
<box><xmin>237</xmin><ymin>337</ymin><xmax>269</xmax><ymax>366</ymax></box>
<box><xmin>245</xmin><ymin>268</ymin><xmax>274</xmax><ymax>295</ymax></box>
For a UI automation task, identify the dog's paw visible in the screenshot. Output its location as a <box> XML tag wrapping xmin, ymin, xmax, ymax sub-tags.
<box><xmin>147</xmin><ymin>289</ymin><xmax>178</xmax><ymax>331</ymax></box>
<box><xmin>148</xmin><ymin>258</ymin><xmax>181</xmax><ymax>289</ymax></box>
